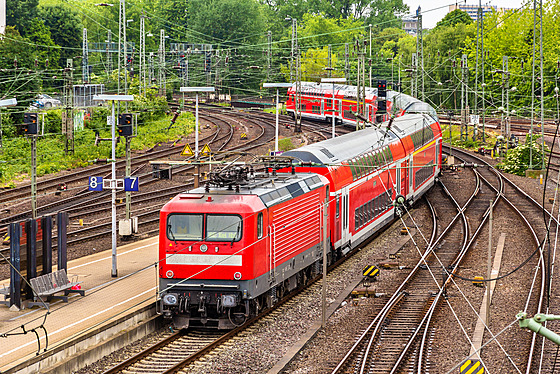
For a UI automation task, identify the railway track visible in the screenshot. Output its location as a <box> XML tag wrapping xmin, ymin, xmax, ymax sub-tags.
<box><xmin>328</xmin><ymin>146</ymin><xmax>553</xmax><ymax>373</ymax></box>
<box><xmin>331</xmin><ymin>173</ymin><xmax>478</xmax><ymax>372</ymax></box>
<box><xmin>444</xmin><ymin>147</ymin><xmax>549</xmax><ymax>372</ymax></box>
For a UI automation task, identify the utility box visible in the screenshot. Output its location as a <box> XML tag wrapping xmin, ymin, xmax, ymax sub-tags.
<box><xmin>119</xmin><ymin>219</ymin><xmax>132</xmax><ymax>236</ymax></box>
<box><xmin>119</xmin><ymin>217</ymin><xmax>139</xmax><ymax>236</ymax></box>
<box><xmin>132</xmin><ymin>216</ymin><xmax>138</xmax><ymax>233</ymax></box>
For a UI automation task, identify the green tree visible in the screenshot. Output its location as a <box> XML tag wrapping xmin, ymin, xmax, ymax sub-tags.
<box><xmin>187</xmin><ymin>0</ymin><xmax>266</xmax><ymax>48</ymax></box>
<box><xmin>364</xmin><ymin>0</ymin><xmax>409</xmax><ymax>30</ymax></box>
<box><xmin>6</xmin><ymin>0</ymin><xmax>39</xmax><ymax>36</ymax></box>
<box><xmin>0</xmin><ymin>27</ymin><xmax>41</xmax><ymax>109</ymax></box>
<box><xmin>26</xmin><ymin>18</ymin><xmax>61</xmax><ymax>71</ymax></box>
<box><xmin>435</xmin><ymin>9</ymin><xmax>473</xmax><ymax>29</ymax></box>
<box><xmin>39</xmin><ymin>4</ymin><xmax>83</xmax><ymax>67</ymax></box>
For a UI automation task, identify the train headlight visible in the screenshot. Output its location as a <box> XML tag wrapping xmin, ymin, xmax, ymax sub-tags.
<box><xmin>162</xmin><ymin>293</ymin><xmax>178</xmax><ymax>306</ymax></box>
<box><xmin>166</xmin><ymin>270</ymin><xmax>174</xmax><ymax>278</ymax></box>
<box><xmin>221</xmin><ymin>294</ymin><xmax>238</xmax><ymax>308</ymax></box>
<box><xmin>200</xmin><ymin>244</ymin><xmax>208</xmax><ymax>253</ymax></box>
<box><xmin>234</xmin><ymin>272</ymin><xmax>242</xmax><ymax>280</ymax></box>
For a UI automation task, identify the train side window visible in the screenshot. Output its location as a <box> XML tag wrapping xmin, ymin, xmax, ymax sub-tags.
<box><xmin>257</xmin><ymin>213</ymin><xmax>263</xmax><ymax>239</ymax></box>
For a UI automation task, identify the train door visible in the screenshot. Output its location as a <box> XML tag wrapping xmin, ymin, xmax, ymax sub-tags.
<box><xmin>338</xmin><ymin>99</ymin><xmax>342</xmax><ymax>122</ymax></box>
<box><xmin>334</xmin><ymin>193</ymin><xmax>341</xmax><ymax>244</ymax></box>
<box><xmin>401</xmin><ymin>160</ymin><xmax>409</xmax><ymax>198</ymax></box>
<box><xmin>321</xmin><ymin>99</ymin><xmax>325</xmax><ymax>117</ymax></box>
<box><xmin>341</xmin><ymin>186</ymin><xmax>350</xmax><ymax>250</ymax></box>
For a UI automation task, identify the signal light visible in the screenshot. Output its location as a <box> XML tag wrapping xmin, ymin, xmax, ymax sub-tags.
<box><xmin>117</xmin><ymin>113</ymin><xmax>133</xmax><ymax>137</ymax></box>
<box><xmin>23</xmin><ymin>112</ymin><xmax>38</xmax><ymax>135</ymax></box>
<box><xmin>377</xmin><ymin>79</ymin><xmax>387</xmax><ymax>99</ymax></box>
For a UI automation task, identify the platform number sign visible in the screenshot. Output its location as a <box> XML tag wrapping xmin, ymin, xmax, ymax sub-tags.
<box><xmin>89</xmin><ymin>176</ymin><xmax>103</xmax><ymax>191</ymax></box>
<box><xmin>124</xmin><ymin>177</ymin><xmax>139</xmax><ymax>192</ymax></box>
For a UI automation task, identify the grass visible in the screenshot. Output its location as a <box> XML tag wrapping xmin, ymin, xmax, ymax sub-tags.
<box><xmin>0</xmin><ymin>111</ymin><xmax>194</xmax><ymax>187</ymax></box>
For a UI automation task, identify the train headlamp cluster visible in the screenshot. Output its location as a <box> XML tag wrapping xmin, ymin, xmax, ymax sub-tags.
<box><xmin>234</xmin><ymin>272</ymin><xmax>242</xmax><ymax>280</ymax></box>
<box><xmin>162</xmin><ymin>293</ymin><xmax>179</xmax><ymax>306</ymax></box>
<box><xmin>200</xmin><ymin>244</ymin><xmax>208</xmax><ymax>252</ymax></box>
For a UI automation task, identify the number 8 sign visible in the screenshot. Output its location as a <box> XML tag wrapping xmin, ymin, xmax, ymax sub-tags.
<box><xmin>88</xmin><ymin>176</ymin><xmax>103</xmax><ymax>191</ymax></box>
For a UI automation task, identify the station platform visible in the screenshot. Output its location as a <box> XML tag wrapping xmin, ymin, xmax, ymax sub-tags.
<box><xmin>0</xmin><ymin>236</ymin><xmax>159</xmax><ymax>372</ymax></box>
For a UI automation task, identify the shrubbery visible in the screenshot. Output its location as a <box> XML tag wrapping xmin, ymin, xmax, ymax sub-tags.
<box><xmin>498</xmin><ymin>134</ymin><xmax>547</xmax><ymax>176</ymax></box>
<box><xmin>0</xmin><ymin>92</ymin><xmax>191</xmax><ymax>186</ymax></box>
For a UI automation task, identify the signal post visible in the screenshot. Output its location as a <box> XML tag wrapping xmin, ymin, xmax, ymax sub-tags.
<box><xmin>93</xmin><ymin>94</ymin><xmax>134</xmax><ymax>277</ymax></box>
<box><xmin>180</xmin><ymin>86</ymin><xmax>215</xmax><ymax>187</ymax></box>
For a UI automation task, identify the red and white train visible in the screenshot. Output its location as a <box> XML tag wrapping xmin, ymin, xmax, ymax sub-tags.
<box><xmin>285</xmin><ymin>81</ymin><xmax>392</xmax><ymax>126</ymax></box>
<box><xmin>158</xmin><ymin>111</ymin><xmax>442</xmax><ymax>329</ymax></box>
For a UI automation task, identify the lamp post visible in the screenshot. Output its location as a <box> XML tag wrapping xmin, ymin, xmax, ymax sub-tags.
<box><xmin>0</xmin><ymin>98</ymin><xmax>17</xmax><ymax>152</ymax></box>
<box><xmin>321</xmin><ymin>77</ymin><xmax>346</xmax><ymax>138</ymax></box>
<box><xmin>263</xmin><ymin>83</ymin><xmax>292</xmax><ymax>154</ymax></box>
<box><xmin>180</xmin><ymin>87</ymin><xmax>215</xmax><ymax>158</ymax></box>
<box><xmin>93</xmin><ymin>94</ymin><xmax>134</xmax><ymax>277</ymax></box>
<box><xmin>180</xmin><ymin>87</ymin><xmax>215</xmax><ymax>188</ymax></box>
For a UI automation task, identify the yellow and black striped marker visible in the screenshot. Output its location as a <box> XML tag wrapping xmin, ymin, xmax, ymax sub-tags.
<box><xmin>460</xmin><ymin>359</ymin><xmax>484</xmax><ymax>374</ymax></box>
<box><xmin>362</xmin><ymin>265</ymin><xmax>380</xmax><ymax>278</ymax></box>
<box><xmin>2</xmin><ymin>232</ymin><xmax>9</xmax><ymax>245</ymax></box>
<box><xmin>240</xmin><ymin>133</ymin><xmax>247</xmax><ymax>140</ymax></box>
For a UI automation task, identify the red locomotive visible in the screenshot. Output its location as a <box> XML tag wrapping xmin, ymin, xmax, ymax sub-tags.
<box><xmin>285</xmin><ymin>81</ymin><xmax>392</xmax><ymax>126</ymax></box>
<box><xmin>158</xmin><ymin>112</ymin><xmax>442</xmax><ymax>329</ymax></box>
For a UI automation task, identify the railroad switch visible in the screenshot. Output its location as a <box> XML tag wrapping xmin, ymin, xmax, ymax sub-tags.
<box><xmin>472</xmin><ymin>276</ymin><xmax>484</xmax><ymax>287</ymax></box>
<box><xmin>379</xmin><ymin>261</ymin><xmax>399</xmax><ymax>269</ymax></box>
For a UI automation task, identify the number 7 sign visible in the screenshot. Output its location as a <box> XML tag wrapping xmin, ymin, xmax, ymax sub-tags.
<box><xmin>124</xmin><ymin>177</ymin><xmax>139</xmax><ymax>192</ymax></box>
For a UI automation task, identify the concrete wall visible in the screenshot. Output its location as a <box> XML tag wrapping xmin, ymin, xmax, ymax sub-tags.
<box><xmin>6</xmin><ymin>305</ymin><xmax>163</xmax><ymax>374</ymax></box>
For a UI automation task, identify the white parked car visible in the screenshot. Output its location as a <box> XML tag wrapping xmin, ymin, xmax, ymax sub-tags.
<box><xmin>31</xmin><ymin>94</ymin><xmax>62</xmax><ymax>110</ymax></box>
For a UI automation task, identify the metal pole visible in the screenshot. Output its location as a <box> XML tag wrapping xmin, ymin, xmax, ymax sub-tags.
<box><xmin>195</xmin><ymin>93</ymin><xmax>199</xmax><ymax>157</ymax></box>
<box><xmin>125</xmin><ymin>136</ymin><xmax>131</xmax><ymax>220</ymax></box>
<box><xmin>369</xmin><ymin>24</ymin><xmax>372</xmax><ymax>88</ymax></box>
<box><xmin>31</xmin><ymin>135</ymin><xmax>37</xmax><ymax>219</ymax></box>
<box><xmin>275</xmin><ymin>88</ymin><xmax>279</xmax><ymax>153</ymax></box>
<box><xmin>332</xmin><ymin>82</ymin><xmax>336</xmax><ymax>138</ymax></box>
<box><xmin>322</xmin><ymin>198</ymin><xmax>328</xmax><ymax>328</ymax></box>
<box><xmin>111</xmin><ymin>100</ymin><xmax>117</xmax><ymax>277</ymax></box>
<box><xmin>486</xmin><ymin>200</ymin><xmax>493</xmax><ymax>325</ymax></box>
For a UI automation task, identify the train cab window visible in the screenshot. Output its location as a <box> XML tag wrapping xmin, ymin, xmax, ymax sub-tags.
<box><xmin>167</xmin><ymin>214</ymin><xmax>203</xmax><ymax>241</ymax></box>
<box><xmin>206</xmin><ymin>215</ymin><xmax>242</xmax><ymax>241</ymax></box>
<box><xmin>257</xmin><ymin>213</ymin><xmax>263</xmax><ymax>239</ymax></box>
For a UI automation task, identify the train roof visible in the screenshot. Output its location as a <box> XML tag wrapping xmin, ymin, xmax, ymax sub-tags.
<box><xmin>185</xmin><ymin>172</ymin><xmax>326</xmax><ymax>208</ymax></box>
<box><xmin>290</xmin><ymin>81</ymin><xmax>377</xmax><ymax>100</ymax></box>
<box><xmin>283</xmin><ymin>113</ymin><xmax>437</xmax><ymax>165</ymax></box>
<box><xmin>388</xmin><ymin>91</ymin><xmax>438</xmax><ymax>118</ymax></box>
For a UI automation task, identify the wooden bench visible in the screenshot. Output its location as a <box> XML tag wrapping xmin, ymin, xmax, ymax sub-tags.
<box><xmin>28</xmin><ymin>269</ymin><xmax>85</xmax><ymax>307</ymax></box>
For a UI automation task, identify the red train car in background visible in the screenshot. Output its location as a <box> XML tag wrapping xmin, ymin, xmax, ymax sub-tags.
<box><xmin>158</xmin><ymin>112</ymin><xmax>442</xmax><ymax>329</ymax></box>
<box><xmin>285</xmin><ymin>81</ymin><xmax>392</xmax><ymax>127</ymax></box>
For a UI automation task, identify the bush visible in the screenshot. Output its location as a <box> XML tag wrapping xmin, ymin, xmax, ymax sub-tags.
<box><xmin>497</xmin><ymin>134</ymin><xmax>547</xmax><ymax>176</ymax></box>
<box><xmin>278</xmin><ymin>137</ymin><xmax>297</xmax><ymax>151</ymax></box>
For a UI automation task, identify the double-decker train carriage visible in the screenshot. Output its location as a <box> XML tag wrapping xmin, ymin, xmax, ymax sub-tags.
<box><xmin>285</xmin><ymin>82</ymin><xmax>392</xmax><ymax>126</ymax></box>
<box><xmin>283</xmin><ymin>112</ymin><xmax>442</xmax><ymax>254</ymax></box>
<box><xmin>158</xmin><ymin>112</ymin><xmax>442</xmax><ymax>330</ymax></box>
<box><xmin>159</xmin><ymin>167</ymin><xmax>331</xmax><ymax>329</ymax></box>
